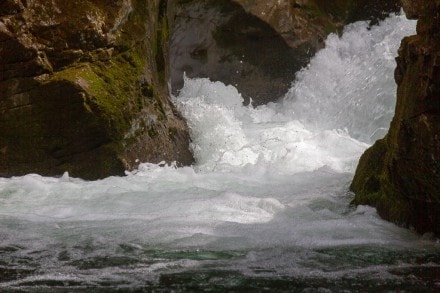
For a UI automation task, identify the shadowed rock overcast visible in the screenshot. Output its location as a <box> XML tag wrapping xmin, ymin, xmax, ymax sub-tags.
<box><xmin>0</xmin><ymin>0</ymin><xmax>194</xmax><ymax>180</ymax></box>
<box><xmin>171</xmin><ymin>0</ymin><xmax>401</xmax><ymax>105</ymax></box>
<box><xmin>1</xmin><ymin>0</ymin><xmax>400</xmax><ymax>179</ymax></box>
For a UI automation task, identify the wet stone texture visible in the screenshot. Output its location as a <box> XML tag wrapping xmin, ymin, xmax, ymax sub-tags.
<box><xmin>351</xmin><ymin>0</ymin><xmax>440</xmax><ymax>235</ymax></box>
<box><xmin>170</xmin><ymin>0</ymin><xmax>400</xmax><ymax>105</ymax></box>
<box><xmin>0</xmin><ymin>0</ymin><xmax>401</xmax><ymax>179</ymax></box>
<box><xmin>0</xmin><ymin>0</ymin><xmax>194</xmax><ymax>180</ymax></box>
<box><xmin>170</xmin><ymin>0</ymin><xmax>307</xmax><ymax>106</ymax></box>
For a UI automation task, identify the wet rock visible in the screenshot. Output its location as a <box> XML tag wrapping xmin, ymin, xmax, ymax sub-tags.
<box><xmin>171</xmin><ymin>0</ymin><xmax>401</xmax><ymax>105</ymax></box>
<box><xmin>235</xmin><ymin>0</ymin><xmax>401</xmax><ymax>47</ymax></box>
<box><xmin>351</xmin><ymin>0</ymin><xmax>440</xmax><ymax>235</ymax></box>
<box><xmin>0</xmin><ymin>0</ymin><xmax>193</xmax><ymax>180</ymax></box>
<box><xmin>0</xmin><ymin>0</ymin><xmax>402</xmax><ymax>179</ymax></box>
<box><xmin>171</xmin><ymin>0</ymin><xmax>309</xmax><ymax>105</ymax></box>
<box><xmin>0</xmin><ymin>0</ymin><xmax>24</xmax><ymax>17</ymax></box>
<box><xmin>344</xmin><ymin>0</ymin><xmax>402</xmax><ymax>25</ymax></box>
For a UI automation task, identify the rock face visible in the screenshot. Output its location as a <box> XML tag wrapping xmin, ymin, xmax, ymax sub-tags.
<box><xmin>0</xmin><ymin>0</ymin><xmax>402</xmax><ymax>180</ymax></box>
<box><xmin>170</xmin><ymin>0</ymin><xmax>308</xmax><ymax>105</ymax></box>
<box><xmin>234</xmin><ymin>0</ymin><xmax>401</xmax><ymax>48</ymax></box>
<box><xmin>171</xmin><ymin>0</ymin><xmax>401</xmax><ymax>105</ymax></box>
<box><xmin>351</xmin><ymin>0</ymin><xmax>440</xmax><ymax>235</ymax></box>
<box><xmin>0</xmin><ymin>0</ymin><xmax>193</xmax><ymax>180</ymax></box>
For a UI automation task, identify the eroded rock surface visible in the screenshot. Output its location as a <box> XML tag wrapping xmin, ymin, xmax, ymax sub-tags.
<box><xmin>351</xmin><ymin>0</ymin><xmax>440</xmax><ymax>235</ymax></box>
<box><xmin>171</xmin><ymin>0</ymin><xmax>307</xmax><ymax>105</ymax></box>
<box><xmin>0</xmin><ymin>0</ymin><xmax>193</xmax><ymax>180</ymax></box>
<box><xmin>0</xmin><ymin>0</ymin><xmax>403</xmax><ymax>179</ymax></box>
<box><xmin>171</xmin><ymin>0</ymin><xmax>401</xmax><ymax>105</ymax></box>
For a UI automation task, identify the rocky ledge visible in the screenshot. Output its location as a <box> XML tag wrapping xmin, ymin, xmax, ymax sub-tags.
<box><xmin>351</xmin><ymin>0</ymin><xmax>440</xmax><ymax>235</ymax></box>
<box><xmin>0</xmin><ymin>0</ymin><xmax>193</xmax><ymax>180</ymax></box>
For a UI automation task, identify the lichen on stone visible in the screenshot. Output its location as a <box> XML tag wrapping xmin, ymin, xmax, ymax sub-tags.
<box><xmin>0</xmin><ymin>0</ymin><xmax>194</xmax><ymax>180</ymax></box>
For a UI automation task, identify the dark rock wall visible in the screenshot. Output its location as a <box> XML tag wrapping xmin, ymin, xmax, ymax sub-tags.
<box><xmin>170</xmin><ymin>0</ymin><xmax>308</xmax><ymax>105</ymax></box>
<box><xmin>235</xmin><ymin>0</ymin><xmax>401</xmax><ymax>48</ymax></box>
<box><xmin>170</xmin><ymin>0</ymin><xmax>401</xmax><ymax>105</ymax></box>
<box><xmin>351</xmin><ymin>0</ymin><xmax>440</xmax><ymax>235</ymax></box>
<box><xmin>0</xmin><ymin>0</ymin><xmax>193</xmax><ymax>180</ymax></box>
<box><xmin>0</xmin><ymin>0</ymin><xmax>403</xmax><ymax>180</ymax></box>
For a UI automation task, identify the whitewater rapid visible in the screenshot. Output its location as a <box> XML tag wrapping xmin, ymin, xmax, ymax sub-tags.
<box><xmin>1</xmin><ymin>13</ymin><xmax>437</xmax><ymax>290</ymax></box>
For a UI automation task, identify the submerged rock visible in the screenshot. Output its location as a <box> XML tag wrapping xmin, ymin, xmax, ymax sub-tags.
<box><xmin>0</xmin><ymin>0</ymin><xmax>193</xmax><ymax>180</ymax></box>
<box><xmin>351</xmin><ymin>0</ymin><xmax>440</xmax><ymax>235</ymax></box>
<box><xmin>171</xmin><ymin>0</ymin><xmax>401</xmax><ymax>105</ymax></box>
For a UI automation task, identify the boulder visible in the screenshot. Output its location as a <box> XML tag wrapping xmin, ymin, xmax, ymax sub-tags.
<box><xmin>0</xmin><ymin>0</ymin><xmax>193</xmax><ymax>180</ymax></box>
<box><xmin>351</xmin><ymin>0</ymin><xmax>440</xmax><ymax>235</ymax></box>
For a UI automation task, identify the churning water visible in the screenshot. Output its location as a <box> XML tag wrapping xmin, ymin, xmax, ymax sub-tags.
<box><xmin>1</xmin><ymin>13</ymin><xmax>438</xmax><ymax>291</ymax></box>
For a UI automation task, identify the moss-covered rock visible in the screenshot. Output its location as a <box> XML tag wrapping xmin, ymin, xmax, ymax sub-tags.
<box><xmin>351</xmin><ymin>138</ymin><xmax>411</xmax><ymax>227</ymax></box>
<box><xmin>0</xmin><ymin>0</ymin><xmax>193</xmax><ymax>180</ymax></box>
<box><xmin>351</xmin><ymin>0</ymin><xmax>440</xmax><ymax>235</ymax></box>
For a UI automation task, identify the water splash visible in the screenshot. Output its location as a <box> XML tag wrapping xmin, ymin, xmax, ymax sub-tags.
<box><xmin>1</xmin><ymin>13</ymin><xmax>436</xmax><ymax>291</ymax></box>
<box><xmin>280</xmin><ymin>14</ymin><xmax>415</xmax><ymax>142</ymax></box>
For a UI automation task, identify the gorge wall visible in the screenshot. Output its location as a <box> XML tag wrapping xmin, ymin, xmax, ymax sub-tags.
<box><xmin>171</xmin><ymin>0</ymin><xmax>401</xmax><ymax>105</ymax></box>
<box><xmin>351</xmin><ymin>0</ymin><xmax>440</xmax><ymax>235</ymax></box>
<box><xmin>0</xmin><ymin>0</ymin><xmax>401</xmax><ymax>180</ymax></box>
<box><xmin>0</xmin><ymin>0</ymin><xmax>193</xmax><ymax>180</ymax></box>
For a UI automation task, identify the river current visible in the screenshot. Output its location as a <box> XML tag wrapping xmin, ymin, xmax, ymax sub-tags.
<box><xmin>1</xmin><ymin>13</ymin><xmax>439</xmax><ymax>291</ymax></box>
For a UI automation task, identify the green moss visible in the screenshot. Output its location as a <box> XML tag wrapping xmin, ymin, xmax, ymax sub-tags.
<box><xmin>350</xmin><ymin>137</ymin><xmax>412</xmax><ymax>227</ymax></box>
<box><xmin>1</xmin><ymin>0</ymin><xmax>193</xmax><ymax>179</ymax></box>
<box><xmin>378</xmin><ymin>179</ymin><xmax>411</xmax><ymax>225</ymax></box>
<box><xmin>155</xmin><ymin>4</ymin><xmax>170</xmax><ymax>85</ymax></box>
<box><xmin>350</xmin><ymin>138</ymin><xmax>387</xmax><ymax>197</ymax></box>
<box><xmin>161</xmin><ymin>14</ymin><xmax>170</xmax><ymax>45</ymax></box>
<box><xmin>51</xmin><ymin>47</ymin><xmax>147</xmax><ymax>139</ymax></box>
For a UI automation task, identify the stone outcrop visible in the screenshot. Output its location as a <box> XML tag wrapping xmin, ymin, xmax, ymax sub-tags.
<box><xmin>171</xmin><ymin>0</ymin><xmax>401</xmax><ymax>105</ymax></box>
<box><xmin>351</xmin><ymin>0</ymin><xmax>440</xmax><ymax>235</ymax></box>
<box><xmin>0</xmin><ymin>0</ymin><xmax>402</xmax><ymax>180</ymax></box>
<box><xmin>234</xmin><ymin>0</ymin><xmax>401</xmax><ymax>49</ymax></box>
<box><xmin>0</xmin><ymin>0</ymin><xmax>193</xmax><ymax>180</ymax></box>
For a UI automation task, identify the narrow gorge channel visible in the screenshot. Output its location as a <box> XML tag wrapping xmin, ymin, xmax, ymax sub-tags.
<box><xmin>0</xmin><ymin>12</ymin><xmax>439</xmax><ymax>291</ymax></box>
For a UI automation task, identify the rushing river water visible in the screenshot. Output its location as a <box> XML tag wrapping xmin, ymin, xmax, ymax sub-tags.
<box><xmin>1</xmin><ymin>13</ymin><xmax>439</xmax><ymax>291</ymax></box>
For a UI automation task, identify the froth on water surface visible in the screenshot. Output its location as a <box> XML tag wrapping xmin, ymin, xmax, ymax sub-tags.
<box><xmin>1</xmin><ymin>13</ymin><xmax>439</xmax><ymax>291</ymax></box>
<box><xmin>280</xmin><ymin>13</ymin><xmax>417</xmax><ymax>143</ymax></box>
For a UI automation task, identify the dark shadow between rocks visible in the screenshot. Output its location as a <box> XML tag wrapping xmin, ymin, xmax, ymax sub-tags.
<box><xmin>170</xmin><ymin>0</ymin><xmax>313</xmax><ymax>106</ymax></box>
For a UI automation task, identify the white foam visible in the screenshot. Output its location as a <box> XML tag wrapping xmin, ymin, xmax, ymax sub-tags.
<box><xmin>174</xmin><ymin>77</ymin><xmax>369</xmax><ymax>174</ymax></box>
<box><xmin>280</xmin><ymin>13</ymin><xmax>416</xmax><ymax>142</ymax></box>
<box><xmin>171</xmin><ymin>14</ymin><xmax>416</xmax><ymax>175</ymax></box>
<box><xmin>0</xmin><ymin>14</ymin><xmax>431</xmax><ymax>284</ymax></box>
